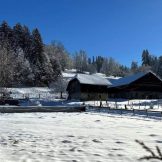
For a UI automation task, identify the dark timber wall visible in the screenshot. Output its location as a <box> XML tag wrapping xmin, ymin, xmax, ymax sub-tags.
<box><xmin>108</xmin><ymin>73</ymin><xmax>162</xmax><ymax>99</ymax></box>
<box><xmin>67</xmin><ymin>79</ymin><xmax>108</xmax><ymax>101</ymax></box>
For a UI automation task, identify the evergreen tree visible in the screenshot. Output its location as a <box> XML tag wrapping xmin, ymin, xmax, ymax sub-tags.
<box><xmin>142</xmin><ymin>49</ymin><xmax>151</xmax><ymax>66</ymax></box>
<box><xmin>92</xmin><ymin>56</ymin><xmax>95</xmax><ymax>64</ymax></box>
<box><xmin>0</xmin><ymin>43</ymin><xmax>15</xmax><ymax>87</ymax></box>
<box><xmin>49</xmin><ymin>56</ymin><xmax>61</xmax><ymax>80</ymax></box>
<box><xmin>22</xmin><ymin>25</ymin><xmax>32</xmax><ymax>59</ymax></box>
<box><xmin>12</xmin><ymin>23</ymin><xmax>24</xmax><ymax>51</ymax></box>
<box><xmin>100</xmin><ymin>58</ymin><xmax>110</xmax><ymax>76</ymax></box>
<box><xmin>50</xmin><ymin>41</ymin><xmax>71</xmax><ymax>71</ymax></box>
<box><xmin>13</xmin><ymin>49</ymin><xmax>33</xmax><ymax>86</ymax></box>
<box><xmin>131</xmin><ymin>61</ymin><xmax>138</xmax><ymax>73</ymax></box>
<box><xmin>88</xmin><ymin>58</ymin><xmax>91</xmax><ymax>64</ymax></box>
<box><xmin>96</xmin><ymin>56</ymin><xmax>104</xmax><ymax>73</ymax></box>
<box><xmin>73</xmin><ymin>50</ymin><xmax>88</xmax><ymax>72</ymax></box>
<box><xmin>100</xmin><ymin>57</ymin><xmax>124</xmax><ymax>76</ymax></box>
<box><xmin>13</xmin><ymin>24</ymin><xmax>32</xmax><ymax>56</ymax></box>
<box><xmin>30</xmin><ymin>28</ymin><xmax>46</xmax><ymax>85</ymax></box>
<box><xmin>31</xmin><ymin>28</ymin><xmax>44</xmax><ymax>64</ymax></box>
<box><xmin>119</xmin><ymin>65</ymin><xmax>130</xmax><ymax>77</ymax></box>
<box><xmin>87</xmin><ymin>64</ymin><xmax>97</xmax><ymax>74</ymax></box>
<box><xmin>0</xmin><ymin>21</ymin><xmax>62</xmax><ymax>86</ymax></box>
<box><xmin>0</xmin><ymin>21</ymin><xmax>13</xmax><ymax>48</ymax></box>
<box><xmin>150</xmin><ymin>56</ymin><xmax>158</xmax><ymax>73</ymax></box>
<box><xmin>157</xmin><ymin>56</ymin><xmax>162</xmax><ymax>77</ymax></box>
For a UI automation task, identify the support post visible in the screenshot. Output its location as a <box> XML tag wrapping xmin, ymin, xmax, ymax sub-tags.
<box><xmin>133</xmin><ymin>109</ymin><xmax>135</xmax><ymax>115</ymax></box>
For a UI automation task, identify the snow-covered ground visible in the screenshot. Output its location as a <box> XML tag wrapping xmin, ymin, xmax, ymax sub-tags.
<box><xmin>62</xmin><ymin>72</ymin><xmax>76</xmax><ymax>80</ymax></box>
<box><xmin>0</xmin><ymin>87</ymin><xmax>162</xmax><ymax>161</ymax></box>
<box><xmin>5</xmin><ymin>87</ymin><xmax>162</xmax><ymax>112</ymax></box>
<box><xmin>0</xmin><ymin>112</ymin><xmax>161</xmax><ymax>162</ymax></box>
<box><xmin>8</xmin><ymin>87</ymin><xmax>67</xmax><ymax>100</ymax></box>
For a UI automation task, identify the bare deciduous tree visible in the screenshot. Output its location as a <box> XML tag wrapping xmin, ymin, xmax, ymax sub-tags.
<box><xmin>50</xmin><ymin>76</ymin><xmax>67</xmax><ymax>99</ymax></box>
<box><xmin>73</xmin><ymin>50</ymin><xmax>88</xmax><ymax>73</ymax></box>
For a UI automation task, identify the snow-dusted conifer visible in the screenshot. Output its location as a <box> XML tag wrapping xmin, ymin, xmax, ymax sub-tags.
<box><xmin>0</xmin><ymin>43</ymin><xmax>15</xmax><ymax>87</ymax></box>
<box><xmin>0</xmin><ymin>21</ymin><xmax>13</xmax><ymax>48</ymax></box>
<box><xmin>31</xmin><ymin>28</ymin><xmax>44</xmax><ymax>64</ymax></box>
<box><xmin>45</xmin><ymin>42</ymin><xmax>72</xmax><ymax>71</ymax></box>
<box><xmin>13</xmin><ymin>49</ymin><xmax>33</xmax><ymax>86</ymax></box>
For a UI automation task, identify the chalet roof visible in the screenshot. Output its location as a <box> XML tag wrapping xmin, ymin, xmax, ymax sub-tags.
<box><xmin>73</xmin><ymin>73</ymin><xmax>112</xmax><ymax>86</ymax></box>
<box><xmin>109</xmin><ymin>71</ymin><xmax>161</xmax><ymax>88</ymax></box>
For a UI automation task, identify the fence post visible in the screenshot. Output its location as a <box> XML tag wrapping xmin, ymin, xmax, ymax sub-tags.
<box><xmin>150</xmin><ymin>102</ymin><xmax>153</xmax><ymax>109</ymax></box>
<box><xmin>116</xmin><ymin>103</ymin><xmax>118</xmax><ymax>109</ymax></box>
<box><xmin>139</xmin><ymin>101</ymin><xmax>140</xmax><ymax>109</ymax></box>
<box><xmin>133</xmin><ymin>109</ymin><xmax>135</xmax><ymax>115</ymax></box>
<box><xmin>146</xmin><ymin>109</ymin><xmax>148</xmax><ymax>117</ymax></box>
<box><xmin>115</xmin><ymin>101</ymin><xmax>117</xmax><ymax>109</ymax></box>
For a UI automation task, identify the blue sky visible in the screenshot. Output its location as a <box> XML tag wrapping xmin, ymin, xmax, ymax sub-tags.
<box><xmin>1</xmin><ymin>0</ymin><xmax>162</xmax><ymax>66</ymax></box>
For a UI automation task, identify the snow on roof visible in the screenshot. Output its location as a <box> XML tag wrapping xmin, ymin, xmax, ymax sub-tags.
<box><xmin>107</xmin><ymin>78</ymin><xmax>120</xmax><ymax>85</ymax></box>
<box><xmin>95</xmin><ymin>73</ymin><xmax>106</xmax><ymax>77</ymax></box>
<box><xmin>110</xmin><ymin>71</ymin><xmax>159</xmax><ymax>88</ymax></box>
<box><xmin>106</xmin><ymin>76</ymin><xmax>121</xmax><ymax>80</ymax></box>
<box><xmin>64</xmin><ymin>69</ymin><xmax>77</xmax><ymax>73</ymax></box>
<box><xmin>105</xmin><ymin>76</ymin><xmax>121</xmax><ymax>85</ymax></box>
<box><xmin>74</xmin><ymin>73</ymin><xmax>112</xmax><ymax>86</ymax></box>
<box><xmin>62</xmin><ymin>72</ymin><xmax>76</xmax><ymax>78</ymax></box>
<box><xmin>64</xmin><ymin>69</ymin><xmax>90</xmax><ymax>74</ymax></box>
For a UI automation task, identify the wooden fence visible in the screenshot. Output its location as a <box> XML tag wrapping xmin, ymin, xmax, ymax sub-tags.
<box><xmin>87</xmin><ymin>106</ymin><xmax>162</xmax><ymax>118</ymax></box>
<box><xmin>90</xmin><ymin>99</ymin><xmax>162</xmax><ymax>110</ymax></box>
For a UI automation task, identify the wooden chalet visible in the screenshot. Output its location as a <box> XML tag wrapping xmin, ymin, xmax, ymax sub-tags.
<box><xmin>66</xmin><ymin>73</ymin><xmax>111</xmax><ymax>101</ymax></box>
<box><xmin>108</xmin><ymin>71</ymin><xmax>162</xmax><ymax>99</ymax></box>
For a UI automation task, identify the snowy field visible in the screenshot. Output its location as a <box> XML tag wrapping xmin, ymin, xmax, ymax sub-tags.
<box><xmin>0</xmin><ymin>112</ymin><xmax>161</xmax><ymax>162</ymax></box>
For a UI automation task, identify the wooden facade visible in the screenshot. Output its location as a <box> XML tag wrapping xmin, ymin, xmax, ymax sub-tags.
<box><xmin>66</xmin><ymin>74</ymin><xmax>109</xmax><ymax>101</ymax></box>
<box><xmin>67</xmin><ymin>71</ymin><xmax>162</xmax><ymax>100</ymax></box>
<box><xmin>108</xmin><ymin>71</ymin><xmax>162</xmax><ymax>99</ymax></box>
